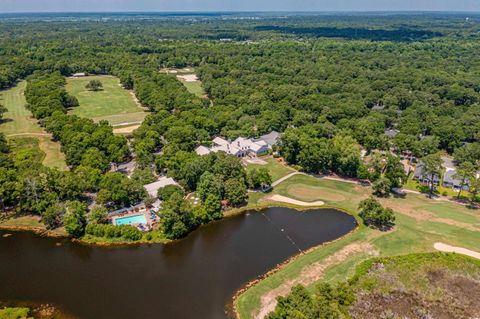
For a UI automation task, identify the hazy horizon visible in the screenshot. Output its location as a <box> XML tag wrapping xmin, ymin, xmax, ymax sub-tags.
<box><xmin>1</xmin><ymin>0</ymin><xmax>479</xmax><ymax>14</ymax></box>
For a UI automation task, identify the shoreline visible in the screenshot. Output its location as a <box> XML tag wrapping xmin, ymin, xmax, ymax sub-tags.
<box><xmin>0</xmin><ymin>200</ymin><xmax>352</xmax><ymax>247</ymax></box>
<box><xmin>2</xmin><ymin>204</ymin><xmax>359</xmax><ymax>319</ymax></box>
<box><xmin>229</xmin><ymin>206</ymin><xmax>359</xmax><ymax>319</ymax></box>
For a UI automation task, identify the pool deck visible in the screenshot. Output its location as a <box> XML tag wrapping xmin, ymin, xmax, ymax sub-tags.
<box><xmin>109</xmin><ymin>204</ymin><xmax>159</xmax><ymax>232</ymax></box>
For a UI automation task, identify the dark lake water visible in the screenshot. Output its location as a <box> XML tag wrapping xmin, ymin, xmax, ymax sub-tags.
<box><xmin>0</xmin><ymin>207</ymin><xmax>356</xmax><ymax>319</ymax></box>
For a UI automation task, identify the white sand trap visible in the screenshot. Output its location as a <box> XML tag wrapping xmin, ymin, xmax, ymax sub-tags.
<box><xmin>112</xmin><ymin>124</ymin><xmax>141</xmax><ymax>134</ymax></box>
<box><xmin>268</xmin><ymin>195</ymin><xmax>324</xmax><ymax>207</ymax></box>
<box><xmin>434</xmin><ymin>242</ymin><xmax>480</xmax><ymax>260</ymax></box>
<box><xmin>177</xmin><ymin>74</ymin><xmax>198</xmax><ymax>82</ymax></box>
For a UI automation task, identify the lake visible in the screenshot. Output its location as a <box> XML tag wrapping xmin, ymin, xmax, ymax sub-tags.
<box><xmin>0</xmin><ymin>207</ymin><xmax>356</xmax><ymax>319</ymax></box>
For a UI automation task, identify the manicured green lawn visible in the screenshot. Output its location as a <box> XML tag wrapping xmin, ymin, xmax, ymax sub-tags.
<box><xmin>246</xmin><ymin>158</ymin><xmax>295</xmax><ymax>182</ymax></box>
<box><xmin>178</xmin><ymin>79</ymin><xmax>207</xmax><ymax>98</ymax></box>
<box><xmin>67</xmin><ymin>76</ymin><xmax>146</xmax><ymax>125</ymax></box>
<box><xmin>0</xmin><ymin>82</ymin><xmax>68</xmax><ymax>170</ymax></box>
<box><xmin>0</xmin><ymin>81</ymin><xmax>43</xmax><ymax>136</ymax></box>
<box><xmin>237</xmin><ymin>173</ymin><xmax>480</xmax><ymax>319</ymax></box>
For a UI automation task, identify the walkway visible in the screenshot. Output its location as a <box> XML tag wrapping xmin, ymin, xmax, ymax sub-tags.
<box><xmin>272</xmin><ymin>172</ymin><xmax>305</xmax><ymax>187</ymax></box>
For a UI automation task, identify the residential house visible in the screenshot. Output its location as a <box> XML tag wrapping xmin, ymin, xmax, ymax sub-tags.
<box><xmin>257</xmin><ymin>131</ymin><xmax>281</xmax><ymax>148</ymax></box>
<box><xmin>384</xmin><ymin>129</ymin><xmax>400</xmax><ymax>138</ymax></box>
<box><xmin>443</xmin><ymin>170</ymin><xmax>468</xmax><ymax>190</ymax></box>
<box><xmin>413</xmin><ymin>162</ymin><xmax>440</xmax><ymax>185</ymax></box>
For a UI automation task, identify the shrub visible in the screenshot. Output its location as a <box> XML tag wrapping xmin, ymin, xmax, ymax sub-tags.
<box><xmin>358</xmin><ymin>197</ymin><xmax>396</xmax><ymax>231</ymax></box>
<box><xmin>119</xmin><ymin>225</ymin><xmax>142</xmax><ymax>241</ymax></box>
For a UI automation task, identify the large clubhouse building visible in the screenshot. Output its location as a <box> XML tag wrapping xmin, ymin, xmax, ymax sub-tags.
<box><xmin>195</xmin><ymin>131</ymin><xmax>280</xmax><ymax>157</ymax></box>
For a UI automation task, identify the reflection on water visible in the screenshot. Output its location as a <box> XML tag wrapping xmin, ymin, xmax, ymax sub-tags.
<box><xmin>0</xmin><ymin>207</ymin><xmax>356</xmax><ymax>319</ymax></box>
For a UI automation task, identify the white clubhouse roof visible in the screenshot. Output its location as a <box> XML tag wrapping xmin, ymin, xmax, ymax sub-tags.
<box><xmin>144</xmin><ymin>177</ymin><xmax>179</xmax><ymax>198</ymax></box>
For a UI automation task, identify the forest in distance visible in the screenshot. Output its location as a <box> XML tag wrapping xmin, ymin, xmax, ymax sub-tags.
<box><xmin>1</xmin><ymin>12</ymin><xmax>480</xmax><ymax>241</ymax></box>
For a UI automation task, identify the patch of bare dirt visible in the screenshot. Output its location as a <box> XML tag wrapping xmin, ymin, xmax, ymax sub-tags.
<box><xmin>254</xmin><ymin>242</ymin><xmax>375</xmax><ymax>319</ymax></box>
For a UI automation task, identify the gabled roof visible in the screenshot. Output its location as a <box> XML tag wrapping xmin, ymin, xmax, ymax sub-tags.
<box><xmin>213</xmin><ymin>137</ymin><xmax>229</xmax><ymax>146</ymax></box>
<box><xmin>144</xmin><ymin>177</ymin><xmax>179</xmax><ymax>198</ymax></box>
<box><xmin>443</xmin><ymin>170</ymin><xmax>464</xmax><ymax>187</ymax></box>
<box><xmin>259</xmin><ymin>131</ymin><xmax>281</xmax><ymax>146</ymax></box>
<box><xmin>413</xmin><ymin>162</ymin><xmax>440</xmax><ymax>182</ymax></box>
<box><xmin>195</xmin><ymin>145</ymin><xmax>211</xmax><ymax>156</ymax></box>
<box><xmin>384</xmin><ymin>129</ymin><xmax>400</xmax><ymax>138</ymax></box>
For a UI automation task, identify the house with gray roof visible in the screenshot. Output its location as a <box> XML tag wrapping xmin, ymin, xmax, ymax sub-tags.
<box><xmin>257</xmin><ymin>131</ymin><xmax>281</xmax><ymax>148</ymax></box>
<box><xmin>413</xmin><ymin>162</ymin><xmax>440</xmax><ymax>185</ymax></box>
<box><xmin>384</xmin><ymin>129</ymin><xmax>400</xmax><ymax>138</ymax></box>
<box><xmin>442</xmin><ymin>170</ymin><xmax>468</xmax><ymax>190</ymax></box>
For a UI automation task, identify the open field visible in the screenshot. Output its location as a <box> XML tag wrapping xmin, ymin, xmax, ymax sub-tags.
<box><xmin>237</xmin><ymin>162</ymin><xmax>480</xmax><ymax>319</ymax></box>
<box><xmin>0</xmin><ymin>82</ymin><xmax>67</xmax><ymax>170</ymax></box>
<box><xmin>66</xmin><ymin>75</ymin><xmax>146</xmax><ymax>127</ymax></box>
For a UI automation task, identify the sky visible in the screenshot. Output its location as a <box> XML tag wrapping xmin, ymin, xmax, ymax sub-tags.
<box><xmin>1</xmin><ymin>0</ymin><xmax>479</xmax><ymax>13</ymax></box>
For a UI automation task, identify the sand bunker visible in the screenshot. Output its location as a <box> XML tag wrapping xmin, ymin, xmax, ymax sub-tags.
<box><xmin>267</xmin><ymin>194</ymin><xmax>324</xmax><ymax>207</ymax></box>
<box><xmin>434</xmin><ymin>242</ymin><xmax>480</xmax><ymax>260</ymax></box>
<box><xmin>177</xmin><ymin>74</ymin><xmax>199</xmax><ymax>82</ymax></box>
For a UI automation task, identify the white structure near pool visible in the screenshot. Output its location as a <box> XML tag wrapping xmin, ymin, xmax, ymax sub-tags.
<box><xmin>107</xmin><ymin>177</ymin><xmax>180</xmax><ymax>232</ymax></box>
<box><xmin>144</xmin><ymin>176</ymin><xmax>179</xmax><ymax>198</ymax></box>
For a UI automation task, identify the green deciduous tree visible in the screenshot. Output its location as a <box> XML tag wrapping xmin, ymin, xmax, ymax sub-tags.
<box><xmin>85</xmin><ymin>79</ymin><xmax>103</xmax><ymax>91</ymax></box>
<box><xmin>63</xmin><ymin>201</ymin><xmax>88</xmax><ymax>238</ymax></box>
<box><xmin>224</xmin><ymin>178</ymin><xmax>247</xmax><ymax>206</ymax></box>
<box><xmin>0</xmin><ymin>104</ymin><xmax>7</xmax><ymax>120</ymax></box>
<box><xmin>358</xmin><ymin>197</ymin><xmax>396</xmax><ymax>230</ymax></box>
<box><xmin>421</xmin><ymin>153</ymin><xmax>443</xmax><ymax>196</ymax></box>
<box><xmin>372</xmin><ymin>177</ymin><xmax>392</xmax><ymax>197</ymax></box>
<box><xmin>89</xmin><ymin>205</ymin><xmax>109</xmax><ymax>224</ymax></box>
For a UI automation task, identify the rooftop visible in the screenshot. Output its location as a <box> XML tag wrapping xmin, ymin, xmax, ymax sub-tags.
<box><xmin>144</xmin><ymin>177</ymin><xmax>179</xmax><ymax>198</ymax></box>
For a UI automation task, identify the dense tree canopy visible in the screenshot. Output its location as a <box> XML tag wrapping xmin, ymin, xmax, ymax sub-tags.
<box><xmin>1</xmin><ymin>13</ymin><xmax>479</xmax><ymax>239</ymax></box>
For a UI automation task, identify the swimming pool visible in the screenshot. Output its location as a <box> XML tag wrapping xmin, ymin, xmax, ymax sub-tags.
<box><xmin>114</xmin><ymin>214</ymin><xmax>147</xmax><ymax>226</ymax></box>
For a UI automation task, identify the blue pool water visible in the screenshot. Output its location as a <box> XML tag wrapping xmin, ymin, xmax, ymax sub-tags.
<box><xmin>114</xmin><ymin>214</ymin><xmax>147</xmax><ymax>226</ymax></box>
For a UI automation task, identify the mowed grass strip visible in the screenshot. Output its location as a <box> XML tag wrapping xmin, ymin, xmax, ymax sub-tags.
<box><xmin>67</xmin><ymin>76</ymin><xmax>146</xmax><ymax>125</ymax></box>
<box><xmin>237</xmin><ymin>171</ymin><xmax>480</xmax><ymax>319</ymax></box>
<box><xmin>0</xmin><ymin>81</ymin><xmax>43</xmax><ymax>136</ymax></box>
<box><xmin>177</xmin><ymin>78</ymin><xmax>207</xmax><ymax>98</ymax></box>
<box><xmin>0</xmin><ymin>82</ymin><xmax>68</xmax><ymax>170</ymax></box>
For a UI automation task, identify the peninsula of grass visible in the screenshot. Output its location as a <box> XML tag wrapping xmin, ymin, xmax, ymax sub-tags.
<box><xmin>236</xmin><ymin>162</ymin><xmax>480</xmax><ymax>319</ymax></box>
<box><xmin>0</xmin><ymin>82</ymin><xmax>67</xmax><ymax>170</ymax></box>
<box><xmin>66</xmin><ymin>75</ymin><xmax>146</xmax><ymax>126</ymax></box>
